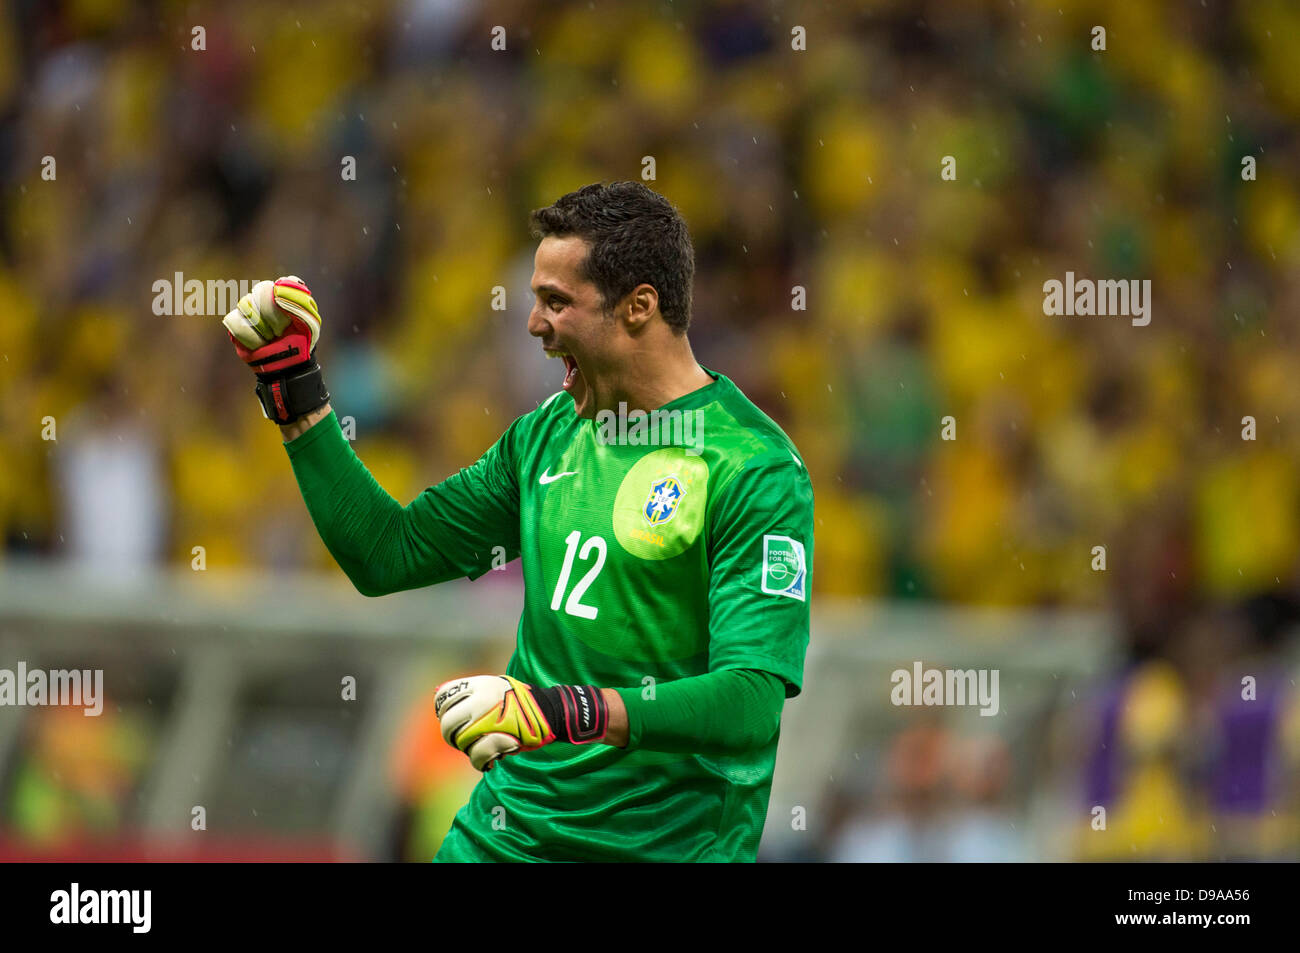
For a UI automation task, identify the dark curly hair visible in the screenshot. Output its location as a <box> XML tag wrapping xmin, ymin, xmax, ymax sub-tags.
<box><xmin>529</xmin><ymin>181</ymin><xmax>695</xmax><ymax>334</ymax></box>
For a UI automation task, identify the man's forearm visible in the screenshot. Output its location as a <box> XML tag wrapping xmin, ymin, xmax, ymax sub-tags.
<box><xmin>282</xmin><ymin>407</ymin><xmax>471</xmax><ymax>596</ymax></box>
<box><xmin>607</xmin><ymin>669</ymin><xmax>785</xmax><ymax>756</ymax></box>
<box><xmin>600</xmin><ymin>688</ymin><xmax>629</xmax><ymax>748</ymax></box>
<box><xmin>280</xmin><ymin>402</ymin><xmax>333</xmax><ymax>443</ymax></box>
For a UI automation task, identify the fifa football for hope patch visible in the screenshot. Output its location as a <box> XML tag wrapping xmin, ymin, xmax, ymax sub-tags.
<box><xmin>761</xmin><ymin>534</ymin><xmax>806</xmax><ymax>601</ymax></box>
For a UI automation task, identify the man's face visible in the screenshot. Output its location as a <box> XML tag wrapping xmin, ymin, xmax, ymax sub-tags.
<box><xmin>528</xmin><ymin>235</ymin><xmax>616</xmax><ymax>418</ymax></box>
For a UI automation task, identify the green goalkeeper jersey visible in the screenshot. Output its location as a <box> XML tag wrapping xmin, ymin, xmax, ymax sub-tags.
<box><xmin>292</xmin><ymin>369</ymin><xmax>813</xmax><ymax>861</ymax></box>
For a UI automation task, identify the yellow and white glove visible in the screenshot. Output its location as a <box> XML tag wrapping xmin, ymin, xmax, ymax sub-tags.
<box><xmin>434</xmin><ymin>675</ymin><xmax>609</xmax><ymax>772</ymax></box>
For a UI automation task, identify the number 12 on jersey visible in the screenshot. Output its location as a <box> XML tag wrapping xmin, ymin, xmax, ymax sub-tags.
<box><xmin>550</xmin><ymin>530</ymin><xmax>607</xmax><ymax>620</ymax></box>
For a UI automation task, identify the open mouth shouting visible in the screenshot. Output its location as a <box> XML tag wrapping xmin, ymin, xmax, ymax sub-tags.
<box><xmin>544</xmin><ymin>347</ymin><xmax>592</xmax><ymax>415</ymax></box>
<box><xmin>545</xmin><ymin>348</ymin><xmax>582</xmax><ymax>391</ymax></box>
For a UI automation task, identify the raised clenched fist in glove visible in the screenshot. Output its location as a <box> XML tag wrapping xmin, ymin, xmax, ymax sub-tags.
<box><xmin>222</xmin><ymin>276</ymin><xmax>329</xmax><ymax>425</ymax></box>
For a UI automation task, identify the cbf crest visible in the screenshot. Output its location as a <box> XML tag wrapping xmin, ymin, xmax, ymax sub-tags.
<box><xmin>644</xmin><ymin>475</ymin><xmax>686</xmax><ymax>526</ymax></box>
<box><xmin>613</xmin><ymin>450</ymin><xmax>709</xmax><ymax>560</ymax></box>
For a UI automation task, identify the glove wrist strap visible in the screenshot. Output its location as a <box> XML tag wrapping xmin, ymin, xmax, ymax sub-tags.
<box><xmin>534</xmin><ymin>685</ymin><xmax>608</xmax><ymax>745</ymax></box>
<box><xmin>254</xmin><ymin>357</ymin><xmax>329</xmax><ymax>425</ymax></box>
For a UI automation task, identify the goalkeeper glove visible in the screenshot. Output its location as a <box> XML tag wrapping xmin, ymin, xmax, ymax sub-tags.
<box><xmin>434</xmin><ymin>675</ymin><xmax>609</xmax><ymax>772</ymax></box>
<box><xmin>222</xmin><ymin>276</ymin><xmax>329</xmax><ymax>424</ymax></box>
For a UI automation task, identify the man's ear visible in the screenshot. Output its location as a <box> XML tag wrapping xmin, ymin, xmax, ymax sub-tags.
<box><xmin>622</xmin><ymin>283</ymin><xmax>659</xmax><ymax>332</ymax></box>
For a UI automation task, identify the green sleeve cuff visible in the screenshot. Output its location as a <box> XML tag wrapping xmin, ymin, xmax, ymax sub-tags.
<box><xmin>283</xmin><ymin>409</ymin><xmax>343</xmax><ymax>459</ymax></box>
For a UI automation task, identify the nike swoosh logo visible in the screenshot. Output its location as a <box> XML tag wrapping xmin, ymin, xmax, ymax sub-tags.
<box><xmin>539</xmin><ymin>468</ymin><xmax>578</xmax><ymax>485</ymax></box>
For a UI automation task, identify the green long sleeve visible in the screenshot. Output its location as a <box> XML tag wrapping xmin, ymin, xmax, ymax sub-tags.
<box><xmin>284</xmin><ymin>410</ymin><xmax>522</xmax><ymax>596</ymax></box>
<box><xmin>614</xmin><ymin>668</ymin><xmax>786</xmax><ymax>756</ymax></box>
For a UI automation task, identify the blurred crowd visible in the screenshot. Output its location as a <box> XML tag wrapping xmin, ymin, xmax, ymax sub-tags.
<box><xmin>3</xmin><ymin>0</ymin><xmax>1300</xmax><ymax>860</ymax></box>
<box><xmin>787</xmin><ymin>594</ymin><xmax>1300</xmax><ymax>861</ymax></box>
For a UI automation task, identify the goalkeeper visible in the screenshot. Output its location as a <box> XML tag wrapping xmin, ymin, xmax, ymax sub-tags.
<box><xmin>222</xmin><ymin>182</ymin><xmax>813</xmax><ymax>862</ymax></box>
